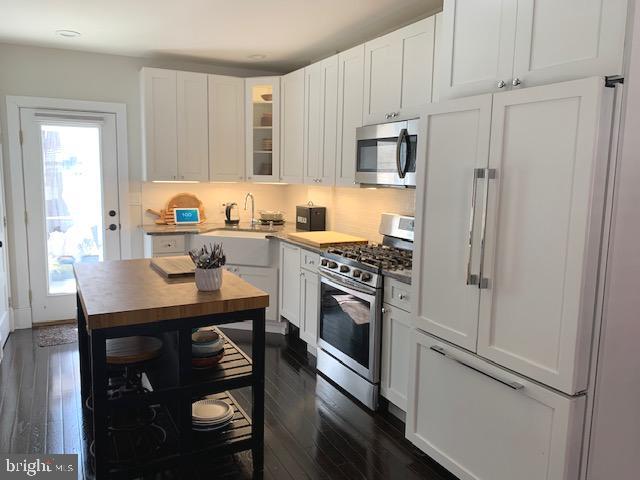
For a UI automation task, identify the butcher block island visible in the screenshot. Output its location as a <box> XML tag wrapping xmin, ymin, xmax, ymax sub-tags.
<box><xmin>74</xmin><ymin>259</ymin><xmax>268</xmax><ymax>479</ymax></box>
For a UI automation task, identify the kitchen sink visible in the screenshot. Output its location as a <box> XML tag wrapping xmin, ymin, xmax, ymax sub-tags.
<box><xmin>193</xmin><ymin>229</ymin><xmax>272</xmax><ymax>266</ymax></box>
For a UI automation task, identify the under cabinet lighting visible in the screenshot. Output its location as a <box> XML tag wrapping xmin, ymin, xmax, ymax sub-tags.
<box><xmin>152</xmin><ymin>180</ymin><xmax>200</xmax><ymax>184</ymax></box>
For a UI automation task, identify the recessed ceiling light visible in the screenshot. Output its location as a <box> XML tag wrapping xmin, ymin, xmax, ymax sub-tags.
<box><xmin>56</xmin><ymin>29</ymin><xmax>81</xmax><ymax>38</ymax></box>
<box><xmin>248</xmin><ymin>54</ymin><xmax>266</xmax><ymax>60</ymax></box>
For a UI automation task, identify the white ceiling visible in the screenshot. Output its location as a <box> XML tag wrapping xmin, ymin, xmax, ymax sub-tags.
<box><xmin>0</xmin><ymin>0</ymin><xmax>442</xmax><ymax>72</ymax></box>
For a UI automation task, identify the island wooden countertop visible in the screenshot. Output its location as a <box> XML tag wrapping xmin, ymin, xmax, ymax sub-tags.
<box><xmin>74</xmin><ymin>259</ymin><xmax>269</xmax><ymax>331</ymax></box>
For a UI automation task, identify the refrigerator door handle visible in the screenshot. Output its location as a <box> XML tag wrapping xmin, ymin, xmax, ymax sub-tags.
<box><xmin>430</xmin><ymin>345</ymin><xmax>524</xmax><ymax>390</ymax></box>
<box><xmin>478</xmin><ymin>168</ymin><xmax>496</xmax><ymax>289</ymax></box>
<box><xmin>465</xmin><ymin>168</ymin><xmax>484</xmax><ymax>285</ymax></box>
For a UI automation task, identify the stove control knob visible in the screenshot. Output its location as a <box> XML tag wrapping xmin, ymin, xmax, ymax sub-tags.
<box><xmin>320</xmin><ymin>259</ymin><xmax>328</xmax><ymax>267</ymax></box>
<box><xmin>352</xmin><ymin>269</ymin><xmax>362</xmax><ymax>278</ymax></box>
<box><xmin>361</xmin><ymin>272</ymin><xmax>373</xmax><ymax>282</ymax></box>
<box><xmin>328</xmin><ymin>261</ymin><xmax>338</xmax><ymax>269</ymax></box>
<box><xmin>339</xmin><ymin>265</ymin><xmax>350</xmax><ymax>273</ymax></box>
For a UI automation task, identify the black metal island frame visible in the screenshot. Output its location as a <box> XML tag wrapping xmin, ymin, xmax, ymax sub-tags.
<box><xmin>74</xmin><ymin>259</ymin><xmax>269</xmax><ymax>478</ymax></box>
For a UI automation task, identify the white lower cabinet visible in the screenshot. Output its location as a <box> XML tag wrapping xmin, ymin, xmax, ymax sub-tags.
<box><xmin>278</xmin><ymin>242</ymin><xmax>320</xmax><ymax>348</ymax></box>
<box><xmin>299</xmin><ymin>269</ymin><xmax>319</xmax><ymax>348</ymax></box>
<box><xmin>380</xmin><ymin>302</ymin><xmax>411</xmax><ymax>411</ymax></box>
<box><xmin>279</xmin><ymin>242</ymin><xmax>301</xmax><ymax>326</ymax></box>
<box><xmin>227</xmin><ymin>265</ymin><xmax>278</xmax><ymax>322</ymax></box>
<box><xmin>406</xmin><ymin>330</ymin><xmax>586</xmax><ymax>480</ymax></box>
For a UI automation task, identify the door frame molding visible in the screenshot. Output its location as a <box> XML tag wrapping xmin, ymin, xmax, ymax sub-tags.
<box><xmin>5</xmin><ymin>96</ymin><xmax>131</xmax><ymax>329</ymax></box>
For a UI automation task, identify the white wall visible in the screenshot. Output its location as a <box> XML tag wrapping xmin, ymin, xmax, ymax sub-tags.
<box><xmin>586</xmin><ymin>2</ymin><xmax>640</xmax><ymax>478</ymax></box>
<box><xmin>0</xmin><ymin>42</ymin><xmax>276</xmax><ymax>325</ymax></box>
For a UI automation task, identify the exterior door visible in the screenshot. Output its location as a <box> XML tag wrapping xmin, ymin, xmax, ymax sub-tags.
<box><xmin>20</xmin><ymin>108</ymin><xmax>122</xmax><ymax>323</ymax></box>
<box><xmin>0</xmin><ymin>147</ymin><xmax>10</xmax><ymax>355</ymax></box>
<box><xmin>478</xmin><ymin>78</ymin><xmax>612</xmax><ymax>394</ymax></box>
<box><xmin>439</xmin><ymin>0</ymin><xmax>517</xmax><ymax>100</ymax></box>
<box><xmin>412</xmin><ymin>94</ymin><xmax>493</xmax><ymax>351</ymax></box>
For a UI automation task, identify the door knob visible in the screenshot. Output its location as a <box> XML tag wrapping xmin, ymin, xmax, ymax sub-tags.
<box><xmin>512</xmin><ymin>78</ymin><xmax>522</xmax><ymax>87</ymax></box>
<box><xmin>497</xmin><ymin>80</ymin><xmax>506</xmax><ymax>88</ymax></box>
<box><xmin>107</xmin><ymin>224</ymin><xmax>118</xmax><ymax>231</ymax></box>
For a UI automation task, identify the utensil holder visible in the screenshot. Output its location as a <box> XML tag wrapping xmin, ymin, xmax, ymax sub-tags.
<box><xmin>195</xmin><ymin>267</ymin><xmax>223</xmax><ymax>291</ymax></box>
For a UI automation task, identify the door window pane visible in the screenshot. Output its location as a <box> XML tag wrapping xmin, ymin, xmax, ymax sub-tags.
<box><xmin>41</xmin><ymin>124</ymin><xmax>104</xmax><ymax>295</ymax></box>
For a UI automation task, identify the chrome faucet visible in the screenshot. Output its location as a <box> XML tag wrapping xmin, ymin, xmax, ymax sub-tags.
<box><xmin>244</xmin><ymin>192</ymin><xmax>256</xmax><ymax>225</ymax></box>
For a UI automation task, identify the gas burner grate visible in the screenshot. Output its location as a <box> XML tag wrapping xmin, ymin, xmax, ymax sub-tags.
<box><xmin>325</xmin><ymin>244</ymin><xmax>412</xmax><ymax>271</ymax></box>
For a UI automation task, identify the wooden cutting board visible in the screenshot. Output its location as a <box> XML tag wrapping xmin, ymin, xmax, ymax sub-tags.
<box><xmin>150</xmin><ymin>255</ymin><xmax>195</xmax><ymax>278</ymax></box>
<box><xmin>286</xmin><ymin>231</ymin><xmax>368</xmax><ymax>248</ymax></box>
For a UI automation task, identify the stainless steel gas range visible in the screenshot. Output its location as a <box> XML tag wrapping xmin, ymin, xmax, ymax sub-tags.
<box><xmin>316</xmin><ymin>213</ymin><xmax>414</xmax><ymax>410</ymax></box>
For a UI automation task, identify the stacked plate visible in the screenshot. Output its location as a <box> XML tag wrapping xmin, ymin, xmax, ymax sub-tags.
<box><xmin>192</xmin><ymin>329</ymin><xmax>225</xmax><ymax>369</ymax></box>
<box><xmin>192</xmin><ymin>399</ymin><xmax>234</xmax><ymax>432</ymax></box>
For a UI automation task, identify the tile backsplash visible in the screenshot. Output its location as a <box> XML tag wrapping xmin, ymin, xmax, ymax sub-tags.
<box><xmin>139</xmin><ymin>182</ymin><xmax>416</xmax><ymax>243</ymax></box>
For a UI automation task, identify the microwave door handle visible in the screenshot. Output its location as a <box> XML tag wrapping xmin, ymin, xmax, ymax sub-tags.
<box><xmin>396</xmin><ymin>128</ymin><xmax>408</xmax><ymax>179</ymax></box>
<box><xmin>402</xmin><ymin>129</ymin><xmax>412</xmax><ymax>177</ymax></box>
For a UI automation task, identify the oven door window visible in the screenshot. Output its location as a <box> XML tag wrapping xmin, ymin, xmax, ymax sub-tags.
<box><xmin>320</xmin><ymin>282</ymin><xmax>371</xmax><ymax>369</ymax></box>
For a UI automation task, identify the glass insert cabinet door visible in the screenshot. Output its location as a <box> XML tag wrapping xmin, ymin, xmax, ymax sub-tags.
<box><xmin>245</xmin><ymin>77</ymin><xmax>280</xmax><ymax>182</ymax></box>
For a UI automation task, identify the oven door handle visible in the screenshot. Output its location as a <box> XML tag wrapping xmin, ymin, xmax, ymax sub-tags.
<box><xmin>319</xmin><ymin>271</ymin><xmax>377</xmax><ymax>300</ymax></box>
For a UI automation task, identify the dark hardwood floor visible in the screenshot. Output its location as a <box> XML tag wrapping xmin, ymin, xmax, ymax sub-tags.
<box><xmin>0</xmin><ymin>328</ymin><xmax>458</xmax><ymax>480</ymax></box>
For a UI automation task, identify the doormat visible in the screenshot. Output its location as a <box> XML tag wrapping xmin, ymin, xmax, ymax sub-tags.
<box><xmin>37</xmin><ymin>324</ymin><xmax>78</xmax><ymax>347</ymax></box>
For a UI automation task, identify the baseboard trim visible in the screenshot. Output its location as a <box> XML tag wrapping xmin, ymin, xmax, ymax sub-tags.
<box><xmin>220</xmin><ymin>320</ymin><xmax>286</xmax><ymax>335</ymax></box>
<box><xmin>32</xmin><ymin>318</ymin><xmax>76</xmax><ymax>328</ymax></box>
<box><xmin>13</xmin><ymin>307</ymin><xmax>32</xmax><ymax>330</ymax></box>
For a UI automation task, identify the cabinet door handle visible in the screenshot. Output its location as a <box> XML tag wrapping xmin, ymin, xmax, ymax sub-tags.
<box><xmin>385</xmin><ymin>113</ymin><xmax>391</xmax><ymax>119</ymax></box>
<box><xmin>398</xmin><ymin>293</ymin><xmax>406</xmax><ymax>300</ymax></box>
<box><xmin>512</xmin><ymin>78</ymin><xmax>522</xmax><ymax>87</ymax></box>
<box><xmin>478</xmin><ymin>168</ymin><xmax>496</xmax><ymax>289</ymax></box>
<box><xmin>497</xmin><ymin>80</ymin><xmax>506</xmax><ymax>89</ymax></box>
<box><xmin>465</xmin><ymin>168</ymin><xmax>483</xmax><ymax>286</ymax></box>
<box><xmin>381</xmin><ymin>307</ymin><xmax>387</xmax><ymax>314</ymax></box>
<box><xmin>430</xmin><ymin>345</ymin><xmax>524</xmax><ymax>390</ymax></box>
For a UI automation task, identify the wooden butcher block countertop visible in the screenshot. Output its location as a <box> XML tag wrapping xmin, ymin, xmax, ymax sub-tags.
<box><xmin>285</xmin><ymin>231</ymin><xmax>368</xmax><ymax>248</ymax></box>
<box><xmin>74</xmin><ymin>259</ymin><xmax>269</xmax><ymax>330</ymax></box>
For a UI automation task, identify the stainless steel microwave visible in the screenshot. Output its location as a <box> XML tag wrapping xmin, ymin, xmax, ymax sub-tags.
<box><xmin>355</xmin><ymin>119</ymin><xmax>418</xmax><ymax>187</ymax></box>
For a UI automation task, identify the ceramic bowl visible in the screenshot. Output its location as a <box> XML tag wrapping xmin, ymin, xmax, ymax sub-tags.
<box><xmin>191</xmin><ymin>350</ymin><xmax>224</xmax><ymax>369</ymax></box>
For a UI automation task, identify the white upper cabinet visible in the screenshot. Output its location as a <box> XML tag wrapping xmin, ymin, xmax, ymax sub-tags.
<box><xmin>208</xmin><ymin>75</ymin><xmax>245</xmax><ymax>182</ymax></box>
<box><xmin>245</xmin><ymin>77</ymin><xmax>280</xmax><ymax>182</ymax></box>
<box><xmin>363</xmin><ymin>16</ymin><xmax>435</xmax><ymax>125</ymax></box>
<box><xmin>336</xmin><ymin>45</ymin><xmax>365</xmax><ymax>187</ymax></box>
<box><xmin>438</xmin><ymin>0</ymin><xmax>518</xmax><ymax>100</ymax></box>
<box><xmin>512</xmin><ymin>0</ymin><xmax>628</xmax><ymax>88</ymax></box>
<box><xmin>142</xmin><ymin>68</ymin><xmax>208</xmax><ymax>181</ymax></box>
<box><xmin>412</xmin><ymin>94</ymin><xmax>493</xmax><ymax>352</ymax></box>
<box><xmin>280</xmin><ymin>68</ymin><xmax>305</xmax><ymax>184</ymax></box>
<box><xmin>439</xmin><ymin>0</ymin><xmax>628</xmax><ymax>100</ymax></box>
<box><xmin>478</xmin><ymin>78</ymin><xmax>611</xmax><ymax>395</ymax></box>
<box><xmin>141</xmin><ymin>68</ymin><xmax>178</xmax><ymax>181</ymax></box>
<box><xmin>176</xmin><ymin>71</ymin><xmax>209</xmax><ymax>181</ymax></box>
<box><xmin>304</xmin><ymin>55</ymin><xmax>339</xmax><ymax>185</ymax></box>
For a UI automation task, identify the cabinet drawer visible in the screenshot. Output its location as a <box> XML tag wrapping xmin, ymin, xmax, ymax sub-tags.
<box><xmin>152</xmin><ymin>235</ymin><xmax>186</xmax><ymax>254</ymax></box>
<box><xmin>406</xmin><ymin>331</ymin><xmax>585</xmax><ymax>480</ymax></box>
<box><xmin>300</xmin><ymin>249</ymin><xmax>320</xmax><ymax>273</ymax></box>
<box><xmin>383</xmin><ymin>277</ymin><xmax>411</xmax><ymax>312</ymax></box>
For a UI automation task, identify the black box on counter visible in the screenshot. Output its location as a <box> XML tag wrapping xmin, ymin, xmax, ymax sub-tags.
<box><xmin>296</xmin><ymin>204</ymin><xmax>326</xmax><ymax>231</ymax></box>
